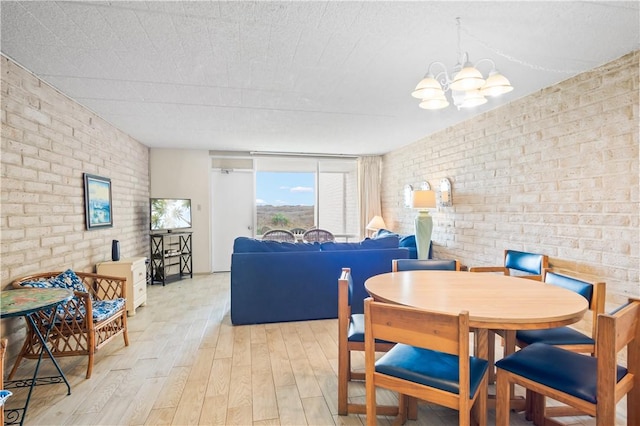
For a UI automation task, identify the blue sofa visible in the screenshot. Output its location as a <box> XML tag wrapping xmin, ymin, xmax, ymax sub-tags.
<box><xmin>230</xmin><ymin>236</ymin><xmax>411</xmax><ymax>325</ymax></box>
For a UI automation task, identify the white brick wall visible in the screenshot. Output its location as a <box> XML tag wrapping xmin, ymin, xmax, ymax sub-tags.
<box><xmin>1</xmin><ymin>55</ymin><xmax>150</xmax><ymax>345</ymax></box>
<box><xmin>382</xmin><ymin>51</ymin><xmax>639</xmax><ymax>316</ymax></box>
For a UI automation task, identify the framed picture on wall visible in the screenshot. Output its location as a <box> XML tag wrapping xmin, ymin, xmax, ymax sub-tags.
<box><xmin>84</xmin><ymin>173</ymin><xmax>113</xmax><ymax>230</ymax></box>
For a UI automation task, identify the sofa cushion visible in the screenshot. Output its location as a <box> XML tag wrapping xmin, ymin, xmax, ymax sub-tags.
<box><xmin>399</xmin><ymin>234</ymin><xmax>416</xmax><ymax>248</ymax></box>
<box><xmin>320</xmin><ymin>235</ymin><xmax>399</xmax><ymax>251</ymax></box>
<box><xmin>233</xmin><ymin>237</ymin><xmax>320</xmax><ymax>253</ymax></box>
<box><xmin>374</xmin><ymin>229</ymin><xmax>399</xmax><ymax>239</ymax></box>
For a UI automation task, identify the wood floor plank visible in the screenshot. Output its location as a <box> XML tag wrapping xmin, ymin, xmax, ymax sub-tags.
<box><xmin>252</xmin><ymin>371</ymin><xmax>278</xmax><ymax>422</ymax></box>
<box><xmin>172</xmin><ymin>378</ymin><xmax>207</xmax><ymax>425</ymax></box>
<box><xmin>206</xmin><ymin>357</ymin><xmax>232</xmax><ymax>397</ymax></box>
<box><xmin>275</xmin><ymin>384</ymin><xmax>307</xmax><ymax>425</ymax></box>
<box><xmin>302</xmin><ymin>395</ymin><xmax>334</xmax><ymax>425</ymax></box>
<box><xmin>227</xmin><ymin>364</ymin><xmax>252</xmax><ymax>409</ymax></box>
<box><xmin>199</xmin><ymin>394</ymin><xmax>228</xmax><ymax>425</ymax></box>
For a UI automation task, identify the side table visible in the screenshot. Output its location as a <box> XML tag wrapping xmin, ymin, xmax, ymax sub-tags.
<box><xmin>1</xmin><ymin>288</ymin><xmax>73</xmax><ymax>426</ymax></box>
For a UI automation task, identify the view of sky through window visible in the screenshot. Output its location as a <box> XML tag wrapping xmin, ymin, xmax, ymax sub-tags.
<box><xmin>256</xmin><ymin>172</ymin><xmax>315</xmax><ymax>206</ymax></box>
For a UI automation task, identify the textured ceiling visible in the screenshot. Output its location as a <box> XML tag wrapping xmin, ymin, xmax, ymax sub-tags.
<box><xmin>1</xmin><ymin>1</ymin><xmax>639</xmax><ymax>155</ymax></box>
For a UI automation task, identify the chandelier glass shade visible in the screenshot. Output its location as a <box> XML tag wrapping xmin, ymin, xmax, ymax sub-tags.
<box><xmin>412</xmin><ymin>18</ymin><xmax>513</xmax><ymax>110</ymax></box>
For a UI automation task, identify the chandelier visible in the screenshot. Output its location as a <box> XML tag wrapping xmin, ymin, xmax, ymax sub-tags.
<box><xmin>412</xmin><ymin>18</ymin><xmax>513</xmax><ymax>110</ymax></box>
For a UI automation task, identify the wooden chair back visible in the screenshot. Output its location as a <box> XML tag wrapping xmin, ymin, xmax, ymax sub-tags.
<box><xmin>392</xmin><ymin>258</ymin><xmax>460</xmax><ymax>272</ymax></box>
<box><xmin>364</xmin><ymin>297</ymin><xmax>487</xmax><ymax>425</ymax></box>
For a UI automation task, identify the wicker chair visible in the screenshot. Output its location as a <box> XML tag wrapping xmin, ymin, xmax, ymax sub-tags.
<box><xmin>302</xmin><ymin>228</ymin><xmax>335</xmax><ymax>243</ymax></box>
<box><xmin>10</xmin><ymin>271</ymin><xmax>129</xmax><ymax>379</ymax></box>
<box><xmin>262</xmin><ymin>229</ymin><xmax>296</xmax><ymax>242</ymax></box>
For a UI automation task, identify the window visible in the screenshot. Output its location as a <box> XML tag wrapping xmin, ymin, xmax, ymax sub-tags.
<box><xmin>255</xmin><ymin>157</ymin><xmax>359</xmax><ymax>239</ymax></box>
<box><xmin>256</xmin><ymin>171</ymin><xmax>315</xmax><ymax>234</ymax></box>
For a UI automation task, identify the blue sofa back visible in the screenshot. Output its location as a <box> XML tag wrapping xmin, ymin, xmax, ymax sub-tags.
<box><xmin>231</xmin><ymin>244</ymin><xmax>410</xmax><ymax>325</ymax></box>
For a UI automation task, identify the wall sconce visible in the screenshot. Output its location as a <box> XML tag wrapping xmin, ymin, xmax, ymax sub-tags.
<box><xmin>439</xmin><ymin>178</ymin><xmax>453</xmax><ymax>207</ymax></box>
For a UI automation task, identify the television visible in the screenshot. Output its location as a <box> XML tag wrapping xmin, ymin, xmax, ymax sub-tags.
<box><xmin>150</xmin><ymin>198</ymin><xmax>192</xmax><ymax>232</ymax></box>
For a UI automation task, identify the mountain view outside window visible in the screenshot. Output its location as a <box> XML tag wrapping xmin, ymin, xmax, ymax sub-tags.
<box><xmin>256</xmin><ymin>172</ymin><xmax>315</xmax><ymax>235</ymax></box>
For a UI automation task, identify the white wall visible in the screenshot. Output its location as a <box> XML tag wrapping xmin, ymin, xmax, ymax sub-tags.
<box><xmin>150</xmin><ymin>149</ymin><xmax>211</xmax><ymax>274</ymax></box>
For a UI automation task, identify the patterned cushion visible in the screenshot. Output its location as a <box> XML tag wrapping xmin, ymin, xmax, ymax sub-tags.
<box><xmin>92</xmin><ymin>299</ymin><xmax>125</xmax><ymax>322</ymax></box>
<box><xmin>50</xmin><ymin>298</ymin><xmax>125</xmax><ymax>323</ymax></box>
<box><xmin>49</xmin><ymin>269</ymin><xmax>87</xmax><ymax>293</ymax></box>
<box><xmin>18</xmin><ymin>270</ymin><xmax>86</xmax><ymax>293</ymax></box>
<box><xmin>18</xmin><ymin>278</ymin><xmax>53</xmax><ymax>288</ymax></box>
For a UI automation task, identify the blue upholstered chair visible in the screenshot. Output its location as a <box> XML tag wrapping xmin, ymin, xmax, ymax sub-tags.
<box><xmin>364</xmin><ymin>297</ymin><xmax>489</xmax><ymax>426</ymax></box>
<box><xmin>517</xmin><ymin>269</ymin><xmax>605</xmax><ymax>353</ymax></box>
<box><xmin>337</xmin><ymin>268</ymin><xmax>397</xmax><ymax>417</ymax></box>
<box><xmin>495</xmin><ymin>299</ymin><xmax>640</xmax><ymax>426</ymax></box>
<box><xmin>516</xmin><ymin>269</ymin><xmax>605</xmax><ymax>420</ymax></box>
<box><xmin>469</xmin><ymin>249</ymin><xmax>549</xmax><ymax>280</ymax></box>
<box><xmin>469</xmin><ymin>249</ymin><xmax>549</xmax><ymax>382</ymax></box>
<box><xmin>392</xmin><ymin>258</ymin><xmax>460</xmax><ymax>272</ymax></box>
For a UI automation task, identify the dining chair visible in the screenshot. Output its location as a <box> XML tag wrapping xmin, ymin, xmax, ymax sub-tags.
<box><xmin>364</xmin><ymin>297</ymin><xmax>489</xmax><ymax>426</ymax></box>
<box><xmin>469</xmin><ymin>249</ymin><xmax>549</xmax><ymax>279</ymax></box>
<box><xmin>392</xmin><ymin>258</ymin><xmax>460</xmax><ymax>272</ymax></box>
<box><xmin>337</xmin><ymin>268</ymin><xmax>398</xmax><ymax>417</ymax></box>
<box><xmin>495</xmin><ymin>298</ymin><xmax>640</xmax><ymax>426</ymax></box>
<box><xmin>302</xmin><ymin>228</ymin><xmax>335</xmax><ymax>243</ymax></box>
<box><xmin>469</xmin><ymin>249</ymin><xmax>549</xmax><ymax>382</ymax></box>
<box><xmin>262</xmin><ymin>229</ymin><xmax>296</xmax><ymax>242</ymax></box>
<box><xmin>516</xmin><ymin>269</ymin><xmax>605</xmax><ymax>420</ymax></box>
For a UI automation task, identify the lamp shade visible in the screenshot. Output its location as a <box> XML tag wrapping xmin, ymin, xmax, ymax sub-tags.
<box><xmin>366</xmin><ymin>215</ymin><xmax>387</xmax><ymax>231</ymax></box>
<box><xmin>450</xmin><ymin>64</ymin><xmax>485</xmax><ymax>91</ymax></box>
<box><xmin>411</xmin><ymin>190</ymin><xmax>436</xmax><ymax>209</ymax></box>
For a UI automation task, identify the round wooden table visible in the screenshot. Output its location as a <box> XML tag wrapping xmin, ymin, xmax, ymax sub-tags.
<box><xmin>365</xmin><ymin>271</ymin><xmax>588</xmax><ymax>331</ymax></box>
<box><xmin>365</xmin><ymin>270</ymin><xmax>589</xmax><ymax>412</ymax></box>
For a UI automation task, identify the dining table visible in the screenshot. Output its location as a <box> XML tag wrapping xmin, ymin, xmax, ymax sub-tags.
<box><xmin>364</xmin><ymin>270</ymin><xmax>589</xmax><ymax>411</ymax></box>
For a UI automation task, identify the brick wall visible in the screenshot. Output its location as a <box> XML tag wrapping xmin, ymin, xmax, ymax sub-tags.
<box><xmin>382</xmin><ymin>51</ymin><xmax>639</xmax><ymax>312</ymax></box>
<box><xmin>1</xmin><ymin>56</ymin><xmax>150</xmax><ymax>345</ymax></box>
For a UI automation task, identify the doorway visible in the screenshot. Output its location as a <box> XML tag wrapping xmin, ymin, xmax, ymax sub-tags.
<box><xmin>211</xmin><ymin>168</ymin><xmax>254</xmax><ymax>272</ymax></box>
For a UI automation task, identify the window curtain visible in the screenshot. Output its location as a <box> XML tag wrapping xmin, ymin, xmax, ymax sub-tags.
<box><xmin>358</xmin><ymin>156</ymin><xmax>383</xmax><ymax>237</ymax></box>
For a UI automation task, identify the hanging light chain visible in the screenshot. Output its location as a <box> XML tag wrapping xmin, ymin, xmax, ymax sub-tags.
<box><xmin>459</xmin><ymin>25</ymin><xmax>584</xmax><ymax>74</ymax></box>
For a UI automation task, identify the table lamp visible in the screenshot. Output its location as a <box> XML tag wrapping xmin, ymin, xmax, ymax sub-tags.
<box><xmin>366</xmin><ymin>215</ymin><xmax>387</xmax><ymax>237</ymax></box>
<box><xmin>411</xmin><ymin>190</ymin><xmax>436</xmax><ymax>259</ymax></box>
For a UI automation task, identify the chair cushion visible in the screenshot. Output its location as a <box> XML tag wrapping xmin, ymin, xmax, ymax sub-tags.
<box><xmin>347</xmin><ymin>314</ymin><xmax>366</xmax><ymax>342</ymax></box>
<box><xmin>495</xmin><ymin>342</ymin><xmax>627</xmax><ymax>404</ymax></box>
<box><xmin>348</xmin><ymin>314</ymin><xmax>392</xmax><ymax>345</ymax></box>
<box><xmin>375</xmin><ymin>343</ymin><xmax>489</xmax><ymax>397</ymax></box>
<box><xmin>516</xmin><ymin>327</ymin><xmax>594</xmax><ymax>346</ymax></box>
<box><xmin>92</xmin><ymin>298</ymin><xmax>126</xmax><ymax>322</ymax></box>
<box><xmin>49</xmin><ymin>269</ymin><xmax>87</xmax><ymax>294</ymax></box>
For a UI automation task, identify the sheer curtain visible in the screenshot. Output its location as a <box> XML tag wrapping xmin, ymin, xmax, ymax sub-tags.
<box><xmin>358</xmin><ymin>156</ymin><xmax>383</xmax><ymax>237</ymax></box>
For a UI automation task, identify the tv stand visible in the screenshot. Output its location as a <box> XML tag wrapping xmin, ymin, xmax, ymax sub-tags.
<box><xmin>150</xmin><ymin>232</ymin><xmax>192</xmax><ymax>286</ymax></box>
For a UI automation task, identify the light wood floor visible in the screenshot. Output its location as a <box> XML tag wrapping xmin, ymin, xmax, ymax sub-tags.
<box><xmin>4</xmin><ymin>273</ymin><xmax>626</xmax><ymax>425</ymax></box>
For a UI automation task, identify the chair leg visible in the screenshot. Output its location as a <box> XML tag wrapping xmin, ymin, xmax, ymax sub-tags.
<box><xmin>495</xmin><ymin>369</ymin><xmax>510</xmax><ymax>426</ymax></box>
<box><xmin>487</xmin><ymin>331</ymin><xmax>496</xmax><ymax>383</ymax></box>
<box><xmin>338</xmin><ymin>348</ymin><xmax>349</xmax><ymax>415</ymax></box>
<box><xmin>398</xmin><ymin>394</ymin><xmax>408</xmax><ymax>425</ymax></box>
<box><xmin>7</xmin><ymin>354</ymin><xmax>23</xmax><ymax>380</ymax></box>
